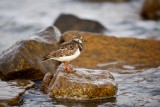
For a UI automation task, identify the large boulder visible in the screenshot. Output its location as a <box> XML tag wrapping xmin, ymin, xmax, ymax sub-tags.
<box><xmin>141</xmin><ymin>0</ymin><xmax>160</xmax><ymax>20</ymax></box>
<box><xmin>54</xmin><ymin>14</ymin><xmax>106</xmax><ymax>33</ymax></box>
<box><xmin>59</xmin><ymin>31</ymin><xmax>160</xmax><ymax>70</ymax></box>
<box><xmin>0</xmin><ymin>79</ymin><xmax>34</xmax><ymax>106</ymax></box>
<box><xmin>0</xmin><ymin>26</ymin><xmax>61</xmax><ymax>80</ymax></box>
<box><xmin>41</xmin><ymin>64</ymin><xmax>118</xmax><ymax>100</ymax></box>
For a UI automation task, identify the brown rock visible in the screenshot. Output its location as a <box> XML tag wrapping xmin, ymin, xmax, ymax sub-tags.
<box><xmin>141</xmin><ymin>0</ymin><xmax>160</xmax><ymax>20</ymax></box>
<box><xmin>60</xmin><ymin>31</ymin><xmax>160</xmax><ymax>69</ymax></box>
<box><xmin>41</xmin><ymin>64</ymin><xmax>118</xmax><ymax>100</ymax></box>
<box><xmin>0</xmin><ymin>26</ymin><xmax>61</xmax><ymax>80</ymax></box>
<box><xmin>54</xmin><ymin>14</ymin><xmax>106</xmax><ymax>33</ymax></box>
<box><xmin>40</xmin><ymin>72</ymin><xmax>54</xmax><ymax>93</ymax></box>
<box><xmin>0</xmin><ymin>79</ymin><xmax>34</xmax><ymax>106</ymax></box>
<box><xmin>0</xmin><ymin>103</ymin><xmax>8</xmax><ymax>107</ymax></box>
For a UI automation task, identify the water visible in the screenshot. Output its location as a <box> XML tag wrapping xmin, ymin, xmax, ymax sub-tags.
<box><xmin>0</xmin><ymin>0</ymin><xmax>160</xmax><ymax>106</ymax></box>
<box><xmin>20</xmin><ymin>67</ymin><xmax>160</xmax><ymax>107</ymax></box>
<box><xmin>0</xmin><ymin>0</ymin><xmax>160</xmax><ymax>52</ymax></box>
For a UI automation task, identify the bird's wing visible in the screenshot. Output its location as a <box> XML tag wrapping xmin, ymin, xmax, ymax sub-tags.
<box><xmin>58</xmin><ymin>41</ymin><xmax>77</xmax><ymax>50</ymax></box>
<box><xmin>47</xmin><ymin>42</ymin><xmax>78</xmax><ymax>58</ymax></box>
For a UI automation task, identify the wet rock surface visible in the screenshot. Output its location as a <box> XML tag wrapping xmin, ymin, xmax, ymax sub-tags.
<box><xmin>0</xmin><ymin>26</ymin><xmax>60</xmax><ymax>80</ymax></box>
<box><xmin>41</xmin><ymin>64</ymin><xmax>118</xmax><ymax>100</ymax></box>
<box><xmin>0</xmin><ymin>79</ymin><xmax>34</xmax><ymax>106</ymax></box>
<box><xmin>54</xmin><ymin>14</ymin><xmax>106</xmax><ymax>33</ymax></box>
<box><xmin>60</xmin><ymin>31</ymin><xmax>160</xmax><ymax>69</ymax></box>
<box><xmin>40</xmin><ymin>72</ymin><xmax>54</xmax><ymax>93</ymax></box>
<box><xmin>141</xmin><ymin>0</ymin><xmax>160</xmax><ymax>20</ymax></box>
<box><xmin>21</xmin><ymin>66</ymin><xmax>160</xmax><ymax>107</ymax></box>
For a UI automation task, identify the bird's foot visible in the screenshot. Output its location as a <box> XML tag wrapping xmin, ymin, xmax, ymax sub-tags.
<box><xmin>63</xmin><ymin>62</ymin><xmax>74</xmax><ymax>73</ymax></box>
<box><xmin>66</xmin><ymin>65</ymin><xmax>74</xmax><ymax>73</ymax></box>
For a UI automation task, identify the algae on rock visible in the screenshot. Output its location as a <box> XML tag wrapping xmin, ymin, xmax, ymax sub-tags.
<box><xmin>41</xmin><ymin>64</ymin><xmax>118</xmax><ymax>100</ymax></box>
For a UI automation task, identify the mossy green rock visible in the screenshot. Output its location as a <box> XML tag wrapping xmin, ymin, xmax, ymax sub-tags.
<box><xmin>41</xmin><ymin>64</ymin><xmax>118</xmax><ymax>100</ymax></box>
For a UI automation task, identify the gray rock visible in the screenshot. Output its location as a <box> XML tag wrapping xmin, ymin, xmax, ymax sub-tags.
<box><xmin>0</xmin><ymin>26</ymin><xmax>61</xmax><ymax>80</ymax></box>
<box><xmin>54</xmin><ymin>14</ymin><xmax>106</xmax><ymax>33</ymax></box>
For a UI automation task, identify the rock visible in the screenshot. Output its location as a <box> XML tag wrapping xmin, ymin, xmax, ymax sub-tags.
<box><xmin>40</xmin><ymin>72</ymin><xmax>54</xmax><ymax>93</ymax></box>
<box><xmin>60</xmin><ymin>31</ymin><xmax>160</xmax><ymax>70</ymax></box>
<box><xmin>141</xmin><ymin>0</ymin><xmax>160</xmax><ymax>20</ymax></box>
<box><xmin>54</xmin><ymin>14</ymin><xmax>106</xmax><ymax>33</ymax></box>
<box><xmin>0</xmin><ymin>103</ymin><xmax>8</xmax><ymax>107</ymax></box>
<box><xmin>0</xmin><ymin>26</ymin><xmax>61</xmax><ymax>80</ymax></box>
<box><xmin>0</xmin><ymin>79</ymin><xmax>34</xmax><ymax>106</ymax></box>
<box><xmin>41</xmin><ymin>64</ymin><xmax>118</xmax><ymax>100</ymax></box>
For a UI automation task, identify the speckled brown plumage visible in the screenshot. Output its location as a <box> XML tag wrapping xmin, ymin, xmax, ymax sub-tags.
<box><xmin>42</xmin><ymin>34</ymin><xmax>83</xmax><ymax>61</ymax></box>
<box><xmin>47</xmin><ymin>41</ymin><xmax>79</xmax><ymax>58</ymax></box>
<box><xmin>42</xmin><ymin>34</ymin><xmax>83</xmax><ymax>72</ymax></box>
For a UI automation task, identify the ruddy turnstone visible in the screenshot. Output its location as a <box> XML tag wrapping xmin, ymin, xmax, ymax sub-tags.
<box><xmin>42</xmin><ymin>34</ymin><xmax>83</xmax><ymax>72</ymax></box>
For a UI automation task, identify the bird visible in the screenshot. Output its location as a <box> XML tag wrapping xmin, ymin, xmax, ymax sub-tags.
<box><xmin>42</xmin><ymin>34</ymin><xmax>83</xmax><ymax>73</ymax></box>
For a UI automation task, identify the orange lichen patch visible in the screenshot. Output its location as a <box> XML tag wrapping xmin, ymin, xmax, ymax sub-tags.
<box><xmin>60</xmin><ymin>31</ymin><xmax>160</xmax><ymax>68</ymax></box>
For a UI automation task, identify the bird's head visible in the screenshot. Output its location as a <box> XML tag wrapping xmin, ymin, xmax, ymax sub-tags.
<box><xmin>72</xmin><ymin>34</ymin><xmax>83</xmax><ymax>44</ymax></box>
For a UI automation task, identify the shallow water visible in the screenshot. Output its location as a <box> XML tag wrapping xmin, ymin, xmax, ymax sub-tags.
<box><xmin>0</xmin><ymin>0</ymin><xmax>160</xmax><ymax>52</ymax></box>
<box><xmin>0</xmin><ymin>79</ymin><xmax>34</xmax><ymax>105</ymax></box>
<box><xmin>19</xmin><ymin>66</ymin><xmax>160</xmax><ymax>107</ymax></box>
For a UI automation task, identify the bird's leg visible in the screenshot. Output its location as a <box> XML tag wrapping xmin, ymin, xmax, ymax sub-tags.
<box><xmin>63</xmin><ymin>62</ymin><xmax>72</xmax><ymax>73</ymax></box>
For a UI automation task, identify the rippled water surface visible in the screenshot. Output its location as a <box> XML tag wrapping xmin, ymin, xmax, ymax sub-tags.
<box><xmin>0</xmin><ymin>0</ymin><xmax>160</xmax><ymax>52</ymax></box>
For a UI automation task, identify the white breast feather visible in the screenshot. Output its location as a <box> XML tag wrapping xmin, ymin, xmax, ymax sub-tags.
<box><xmin>51</xmin><ymin>49</ymin><xmax>80</xmax><ymax>62</ymax></box>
